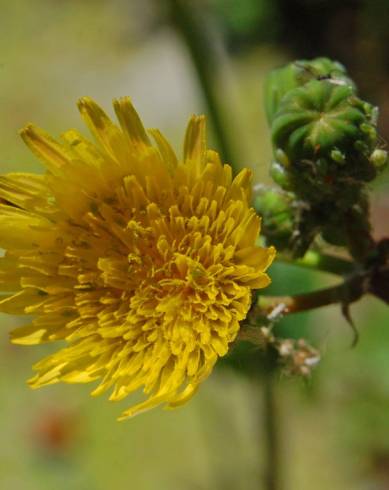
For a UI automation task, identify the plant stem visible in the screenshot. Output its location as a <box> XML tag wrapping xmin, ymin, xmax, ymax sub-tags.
<box><xmin>255</xmin><ymin>272</ymin><xmax>366</xmax><ymax>317</ymax></box>
<box><xmin>167</xmin><ymin>0</ymin><xmax>236</xmax><ymax>170</ymax></box>
<box><xmin>263</xmin><ymin>360</ymin><xmax>281</xmax><ymax>490</ymax></box>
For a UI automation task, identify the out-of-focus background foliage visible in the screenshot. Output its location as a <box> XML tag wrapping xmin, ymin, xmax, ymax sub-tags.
<box><xmin>0</xmin><ymin>1</ymin><xmax>388</xmax><ymax>489</ymax></box>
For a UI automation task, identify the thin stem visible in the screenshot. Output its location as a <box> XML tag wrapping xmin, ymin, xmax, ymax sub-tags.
<box><xmin>167</xmin><ymin>0</ymin><xmax>236</xmax><ymax>169</ymax></box>
<box><xmin>263</xmin><ymin>360</ymin><xmax>281</xmax><ymax>490</ymax></box>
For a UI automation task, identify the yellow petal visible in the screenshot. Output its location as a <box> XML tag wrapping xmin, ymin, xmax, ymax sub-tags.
<box><xmin>77</xmin><ymin>97</ymin><xmax>126</xmax><ymax>161</ymax></box>
<box><xmin>0</xmin><ymin>173</ymin><xmax>54</xmax><ymax>213</ymax></box>
<box><xmin>166</xmin><ymin>383</ymin><xmax>199</xmax><ymax>408</ymax></box>
<box><xmin>184</xmin><ymin>115</ymin><xmax>206</xmax><ymax>161</ymax></box>
<box><xmin>10</xmin><ymin>321</ymin><xmax>69</xmax><ymax>345</ymax></box>
<box><xmin>113</xmin><ymin>97</ymin><xmax>151</xmax><ymax>148</ymax></box>
<box><xmin>117</xmin><ymin>392</ymin><xmax>172</xmax><ymax>420</ymax></box>
<box><xmin>0</xmin><ymin>288</ymin><xmax>47</xmax><ymax>314</ymax></box>
<box><xmin>235</xmin><ymin>245</ymin><xmax>276</xmax><ymax>269</ymax></box>
<box><xmin>0</xmin><ymin>204</ymin><xmax>58</xmax><ymax>250</ymax></box>
<box><xmin>20</xmin><ymin>124</ymin><xmax>72</xmax><ymax>175</ymax></box>
<box><xmin>149</xmin><ymin>128</ymin><xmax>178</xmax><ymax>173</ymax></box>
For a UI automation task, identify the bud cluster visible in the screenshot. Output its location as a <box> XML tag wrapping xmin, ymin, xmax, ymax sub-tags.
<box><xmin>259</xmin><ymin>57</ymin><xmax>388</xmax><ymax>256</ymax></box>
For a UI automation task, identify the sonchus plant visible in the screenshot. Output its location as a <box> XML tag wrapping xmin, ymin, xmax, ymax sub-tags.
<box><xmin>0</xmin><ymin>57</ymin><xmax>387</xmax><ymax>422</ymax></box>
<box><xmin>253</xmin><ymin>58</ymin><xmax>388</xmax><ymax>350</ymax></box>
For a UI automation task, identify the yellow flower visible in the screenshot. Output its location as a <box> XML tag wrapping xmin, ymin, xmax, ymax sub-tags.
<box><xmin>0</xmin><ymin>98</ymin><xmax>275</xmax><ymax>419</ymax></box>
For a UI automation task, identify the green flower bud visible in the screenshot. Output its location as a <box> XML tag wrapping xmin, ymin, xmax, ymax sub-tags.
<box><xmin>254</xmin><ymin>187</ymin><xmax>296</xmax><ymax>250</ymax></box>
<box><xmin>271</xmin><ymin>80</ymin><xmax>367</xmax><ymax>162</ymax></box>
<box><xmin>264</xmin><ymin>57</ymin><xmax>354</xmax><ymax>124</ymax></box>
<box><xmin>270</xmin><ymin>161</ymin><xmax>293</xmax><ymax>189</ymax></box>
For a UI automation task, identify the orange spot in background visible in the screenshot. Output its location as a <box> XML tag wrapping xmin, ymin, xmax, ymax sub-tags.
<box><xmin>30</xmin><ymin>406</ymin><xmax>81</xmax><ymax>456</ymax></box>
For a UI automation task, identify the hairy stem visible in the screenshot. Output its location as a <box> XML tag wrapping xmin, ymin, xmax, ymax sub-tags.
<box><xmin>167</xmin><ymin>0</ymin><xmax>236</xmax><ymax>169</ymax></box>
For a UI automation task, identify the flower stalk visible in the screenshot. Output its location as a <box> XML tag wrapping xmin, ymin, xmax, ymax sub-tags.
<box><xmin>167</xmin><ymin>0</ymin><xmax>237</xmax><ymax>170</ymax></box>
<box><xmin>263</xmin><ymin>364</ymin><xmax>281</xmax><ymax>490</ymax></box>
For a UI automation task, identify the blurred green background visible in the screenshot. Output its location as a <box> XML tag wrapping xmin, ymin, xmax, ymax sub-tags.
<box><xmin>0</xmin><ymin>1</ymin><xmax>389</xmax><ymax>489</ymax></box>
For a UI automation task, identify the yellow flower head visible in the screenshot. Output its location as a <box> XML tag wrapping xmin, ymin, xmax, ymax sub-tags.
<box><xmin>0</xmin><ymin>98</ymin><xmax>275</xmax><ymax>419</ymax></box>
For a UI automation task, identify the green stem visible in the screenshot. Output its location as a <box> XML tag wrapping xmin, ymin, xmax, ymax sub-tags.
<box><xmin>167</xmin><ymin>0</ymin><xmax>237</xmax><ymax>170</ymax></box>
<box><xmin>263</xmin><ymin>360</ymin><xmax>281</xmax><ymax>490</ymax></box>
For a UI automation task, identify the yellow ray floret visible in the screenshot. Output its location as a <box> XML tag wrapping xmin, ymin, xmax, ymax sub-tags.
<box><xmin>0</xmin><ymin>97</ymin><xmax>275</xmax><ymax>419</ymax></box>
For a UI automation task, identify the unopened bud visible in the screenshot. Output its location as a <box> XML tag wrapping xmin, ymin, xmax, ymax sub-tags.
<box><xmin>254</xmin><ymin>187</ymin><xmax>296</xmax><ymax>250</ymax></box>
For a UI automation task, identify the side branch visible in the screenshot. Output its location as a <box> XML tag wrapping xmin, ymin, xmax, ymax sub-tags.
<box><xmin>254</xmin><ymin>273</ymin><xmax>367</xmax><ymax>318</ymax></box>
